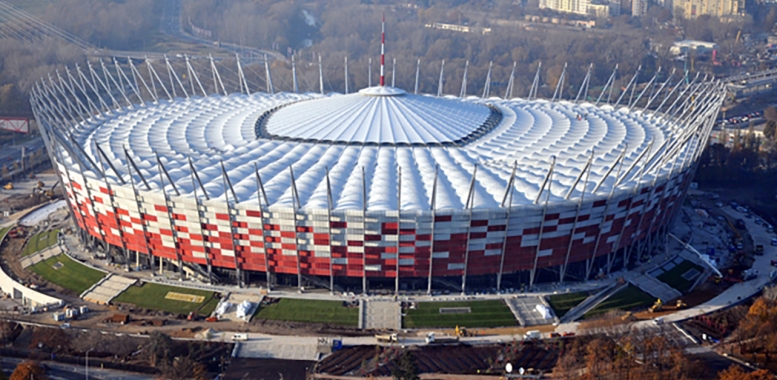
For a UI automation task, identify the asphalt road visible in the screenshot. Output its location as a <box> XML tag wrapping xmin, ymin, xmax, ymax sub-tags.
<box><xmin>159</xmin><ymin>0</ymin><xmax>283</xmax><ymax>64</ymax></box>
<box><xmin>0</xmin><ymin>135</ymin><xmax>45</xmax><ymax>169</ymax></box>
<box><xmin>0</xmin><ymin>357</ymin><xmax>154</xmax><ymax>380</ymax></box>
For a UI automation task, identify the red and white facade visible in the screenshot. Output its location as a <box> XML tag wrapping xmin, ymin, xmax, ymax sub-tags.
<box><xmin>30</xmin><ymin>59</ymin><xmax>725</xmax><ymax>292</ymax></box>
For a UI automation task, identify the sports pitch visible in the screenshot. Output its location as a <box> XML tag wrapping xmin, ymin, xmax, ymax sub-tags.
<box><xmin>22</xmin><ymin>229</ymin><xmax>60</xmax><ymax>257</ymax></box>
<box><xmin>113</xmin><ymin>282</ymin><xmax>218</xmax><ymax>316</ymax></box>
<box><xmin>29</xmin><ymin>253</ymin><xmax>104</xmax><ymax>294</ymax></box>
<box><xmin>253</xmin><ymin>298</ymin><xmax>359</xmax><ymax>326</ymax></box>
<box><xmin>403</xmin><ymin>300</ymin><xmax>517</xmax><ymax>328</ymax></box>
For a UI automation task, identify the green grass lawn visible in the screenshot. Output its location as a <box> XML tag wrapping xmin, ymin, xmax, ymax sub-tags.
<box><xmin>0</xmin><ymin>226</ymin><xmax>10</xmax><ymax>240</ymax></box>
<box><xmin>113</xmin><ymin>282</ymin><xmax>219</xmax><ymax>316</ymax></box>
<box><xmin>656</xmin><ymin>260</ymin><xmax>704</xmax><ymax>293</ymax></box>
<box><xmin>583</xmin><ymin>285</ymin><xmax>656</xmax><ymax>319</ymax></box>
<box><xmin>22</xmin><ymin>229</ymin><xmax>60</xmax><ymax>257</ymax></box>
<box><xmin>403</xmin><ymin>300</ymin><xmax>517</xmax><ymax>329</ymax></box>
<box><xmin>253</xmin><ymin>298</ymin><xmax>358</xmax><ymax>327</ymax></box>
<box><xmin>29</xmin><ymin>254</ymin><xmax>105</xmax><ymax>294</ymax></box>
<box><xmin>546</xmin><ymin>291</ymin><xmax>590</xmax><ymax>318</ymax></box>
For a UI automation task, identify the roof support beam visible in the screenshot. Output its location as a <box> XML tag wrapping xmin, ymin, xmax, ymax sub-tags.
<box><xmin>596</xmin><ymin>64</ymin><xmax>618</xmax><ymax>105</ymax></box>
<box><xmin>529</xmin><ymin>62</ymin><xmax>541</xmax><ymax>100</ymax></box>
<box><xmin>188</xmin><ymin>156</ymin><xmax>209</xmax><ymax>200</ymax></box>
<box><xmin>437</xmin><ymin>60</ymin><xmax>445</xmax><ymax>97</ymax></box>
<box><xmin>551</xmin><ymin>63</ymin><xmax>567</xmax><ymax>102</ymax></box>
<box><xmin>460</xmin><ymin>60</ymin><xmax>469</xmax><ymax>98</ymax></box>
<box><xmin>504</xmin><ymin>61</ymin><xmax>516</xmax><ymax>100</ymax></box>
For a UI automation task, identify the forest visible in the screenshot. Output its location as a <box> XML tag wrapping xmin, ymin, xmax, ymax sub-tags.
<box><xmin>0</xmin><ymin>0</ymin><xmax>764</xmax><ymax>116</ymax></box>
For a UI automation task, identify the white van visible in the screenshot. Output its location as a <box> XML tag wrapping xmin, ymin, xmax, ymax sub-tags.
<box><xmin>231</xmin><ymin>333</ymin><xmax>249</xmax><ymax>341</ymax></box>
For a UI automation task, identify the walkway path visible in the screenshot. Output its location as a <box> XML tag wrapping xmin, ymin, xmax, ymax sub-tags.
<box><xmin>363</xmin><ymin>299</ymin><xmax>401</xmax><ymax>330</ymax></box>
<box><xmin>20</xmin><ymin>245</ymin><xmax>61</xmax><ymax>269</ymax></box>
<box><xmin>627</xmin><ymin>273</ymin><xmax>682</xmax><ymax>301</ymax></box>
<box><xmin>81</xmin><ymin>274</ymin><xmax>136</xmax><ymax>305</ymax></box>
<box><xmin>560</xmin><ymin>282</ymin><xmax>624</xmax><ymax>323</ymax></box>
<box><xmin>506</xmin><ymin>296</ymin><xmax>554</xmax><ymax>326</ymax></box>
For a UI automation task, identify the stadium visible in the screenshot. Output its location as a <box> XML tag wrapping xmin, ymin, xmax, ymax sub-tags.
<box><xmin>29</xmin><ymin>56</ymin><xmax>725</xmax><ymax>294</ymax></box>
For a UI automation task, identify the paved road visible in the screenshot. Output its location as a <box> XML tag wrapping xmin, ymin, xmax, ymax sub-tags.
<box><xmin>0</xmin><ymin>136</ymin><xmax>45</xmax><ymax>168</ymax></box>
<box><xmin>157</xmin><ymin>0</ymin><xmax>284</xmax><ymax>64</ymax></box>
<box><xmin>0</xmin><ymin>357</ymin><xmax>154</xmax><ymax>380</ymax></box>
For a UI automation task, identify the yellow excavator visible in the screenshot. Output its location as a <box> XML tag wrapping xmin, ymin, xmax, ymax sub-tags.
<box><xmin>649</xmin><ymin>299</ymin><xmax>663</xmax><ymax>313</ymax></box>
<box><xmin>3</xmin><ymin>183</ymin><xmax>13</xmax><ymax>190</ymax></box>
<box><xmin>649</xmin><ymin>299</ymin><xmax>686</xmax><ymax>313</ymax></box>
<box><xmin>455</xmin><ymin>325</ymin><xmax>474</xmax><ymax>337</ymax></box>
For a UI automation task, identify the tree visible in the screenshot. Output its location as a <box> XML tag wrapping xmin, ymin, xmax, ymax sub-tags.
<box><xmin>158</xmin><ymin>355</ymin><xmax>207</xmax><ymax>380</ymax></box>
<box><xmin>146</xmin><ymin>331</ymin><xmax>174</xmax><ymax>367</ymax></box>
<box><xmin>29</xmin><ymin>327</ymin><xmax>70</xmax><ymax>354</ymax></box>
<box><xmin>0</xmin><ymin>321</ymin><xmax>21</xmax><ymax>343</ymax></box>
<box><xmin>10</xmin><ymin>361</ymin><xmax>46</xmax><ymax>380</ymax></box>
<box><xmin>391</xmin><ymin>350</ymin><xmax>419</xmax><ymax>380</ymax></box>
<box><xmin>764</xmin><ymin>120</ymin><xmax>776</xmax><ymax>141</ymax></box>
<box><xmin>718</xmin><ymin>365</ymin><xmax>771</xmax><ymax>380</ymax></box>
<box><xmin>765</xmin><ymin>106</ymin><xmax>777</xmax><ymax>123</ymax></box>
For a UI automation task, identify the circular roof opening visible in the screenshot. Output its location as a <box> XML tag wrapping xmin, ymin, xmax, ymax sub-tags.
<box><xmin>260</xmin><ymin>88</ymin><xmax>499</xmax><ymax>146</ymax></box>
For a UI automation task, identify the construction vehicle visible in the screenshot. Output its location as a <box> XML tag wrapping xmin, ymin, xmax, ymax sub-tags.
<box><xmin>621</xmin><ymin>311</ymin><xmax>634</xmax><ymax>321</ymax></box>
<box><xmin>375</xmin><ymin>333</ymin><xmax>398</xmax><ymax>343</ymax></box>
<box><xmin>3</xmin><ymin>183</ymin><xmax>12</xmax><ymax>190</ymax></box>
<box><xmin>7</xmin><ymin>226</ymin><xmax>25</xmax><ymax>239</ymax></box>
<box><xmin>425</xmin><ymin>332</ymin><xmax>459</xmax><ymax>344</ymax></box>
<box><xmin>455</xmin><ymin>325</ymin><xmax>474</xmax><ymax>337</ymax></box>
<box><xmin>649</xmin><ymin>299</ymin><xmax>664</xmax><ymax>313</ymax></box>
<box><xmin>650</xmin><ymin>298</ymin><xmax>687</xmax><ymax>313</ymax></box>
<box><xmin>44</xmin><ymin>181</ymin><xmax>59</xmax><ymax>198</ymax></box>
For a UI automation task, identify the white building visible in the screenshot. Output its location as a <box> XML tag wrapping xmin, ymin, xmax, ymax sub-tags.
<box><xmin>540</xmin><ymin>0</ymin><xmax>621</xmax><ymax>16</ymax></box>
<box><xmin>670</xmin><ymin>39</ymin><xmax>719</xmax><ymax>56</ymax></box>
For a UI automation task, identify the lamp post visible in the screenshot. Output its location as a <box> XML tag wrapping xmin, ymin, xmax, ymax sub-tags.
<box><xmin>85</xmin><ymin>348</ymin><xmax>94</xmax><ymax>380</ymax></box>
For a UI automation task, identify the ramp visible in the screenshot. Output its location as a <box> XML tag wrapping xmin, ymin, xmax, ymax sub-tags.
<box><xmin>628</xmin><ymin>274</ymin><xmax>682</xmax><ymax>301</ymax></box>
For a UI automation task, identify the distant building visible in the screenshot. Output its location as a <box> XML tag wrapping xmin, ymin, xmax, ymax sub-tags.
<box><xmin>669</xmin><ymin>39</ymin><xmax>719</xmax><ymax>56</ymax></box>
<box><xmin>632</xmin><ymin>0</ymin><xmax>648</xmax><ymax>17</ymax></box>
<box><xmin>424</xmin><ymin>22</ymin><xmax>492</xmax><ymax>35</ymax></box>
<box><xmin>675</xmin><ymin>0</ymin><xmax>742</xmax><ymax>19</ymax></box>
<box><xmin>539</xmin><ymin>0</ymin><xmax>621</xmax><ymax>16</ymax></box>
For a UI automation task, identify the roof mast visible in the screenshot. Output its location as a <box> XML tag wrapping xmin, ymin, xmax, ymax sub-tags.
<box><xmin>380</xmin><ymin>12</ymin><xmax>385</xmax><ymax>87</ymax></box>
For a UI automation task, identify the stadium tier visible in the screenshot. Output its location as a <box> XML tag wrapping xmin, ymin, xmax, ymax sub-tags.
<box><xmin>30</xmin><ymin>59</ymin><xmax>725</xmax><ymax>293</ymax></box>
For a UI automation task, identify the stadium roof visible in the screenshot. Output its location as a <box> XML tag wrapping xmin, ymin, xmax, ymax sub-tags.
<box><xmin>264</xmin><ymin>87</ymin><xmax>494</xmax><ymax>145</ymax></box>
<box><xmin>71</xmin><ymin>87</ymin><xmax>696</xmax><ymax>211</ymax></box>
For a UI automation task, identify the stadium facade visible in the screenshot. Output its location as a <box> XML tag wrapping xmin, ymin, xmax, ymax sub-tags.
<box><xmin>30</xmin><ymin>57</ymin><xmax>725</xmax><ymax>294</ymax></box>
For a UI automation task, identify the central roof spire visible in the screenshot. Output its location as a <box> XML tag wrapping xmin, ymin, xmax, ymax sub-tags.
<box><xmin>380</xmin><ymin>12</ymin><xmax>385</xmax><ymax>87</ymax></box>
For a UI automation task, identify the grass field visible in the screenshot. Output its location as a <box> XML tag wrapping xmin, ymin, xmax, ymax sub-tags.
<box><xmin>253</xmin><ymin>298</ymin><xmax>359</xmax><ymax>326</ymax></box>
<box><xmin>22</xmin><ymin>229</ymin><xmax>60</xmax><ymax>257</ymax></box>
<box><xmin>583</xmin><ymin>285</ymin><xmax>655</xmax><ymax>319</ymax></box>
<box><xmin>403</xmin><ymin>300</ymin><xmax>517</xmax><ymax>329</ymax></box>
<box><xmin>546</xmin><ymin>291</ymin><xmax>590</xmax><ymax>318</ymax></box>
<box><xmin>113</xmin><ymin>283</ymin><xmax>219</xmax><ymax>316</ymax></box>
<box><xmin>656</xmin><ymin>260</ymin><xmax>704</xmax><ymax>293</ymax></box>
<box><xmin>29</xmin><ymin>254</ymin><xmax>104</xmax><ymax>294</ymax></box>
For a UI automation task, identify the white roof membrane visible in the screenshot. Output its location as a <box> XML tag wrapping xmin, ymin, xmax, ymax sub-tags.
<box><xmin>70</xmin><ymin>89</ymin><xmax>698</xmax><ymax>211</ymax></box>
